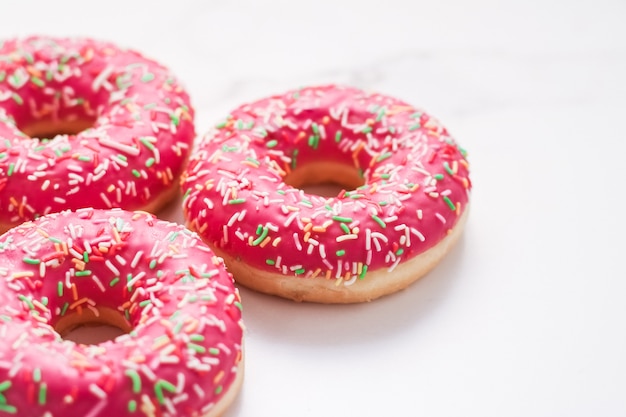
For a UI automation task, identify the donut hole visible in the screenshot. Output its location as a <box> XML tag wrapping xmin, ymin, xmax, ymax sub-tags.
<box><xmin>19</xmin><ymin>118</ymin><xmax>97</xmax><ymax>139</ymax></box>
<box><xmin>283</xmin><ymin>161</ymin><xmax>365</xmax><ymax>197</ymax></box>
<box><xmin>53</xmin><ymin>306</ymin><xmax>132</xmax><ymax>345</ymax></box>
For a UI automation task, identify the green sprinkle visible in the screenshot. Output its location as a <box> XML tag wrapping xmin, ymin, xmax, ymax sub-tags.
<box><xmin>0</xmin><ymin>404</ymin><xmax>17</xmax><ymax>414</ymax></box>
<box><xmin>252</xmin><ymin>227</ymin><xmax>269</xmax><ymax>246</ymax></box>
<box><xmin>41</xmin><ymin>297</ymin><xmax>48</xmax><ymax>306</ymax></box>
<box><xmin>141</xmin><ymin>73</ymin><xmax>155</xmax><ymax>82</ymax></box>
<box><xmin>0</xmin><ymin>71</ymin><xmax>5</xmax><ymax>82</ymax></box>
<box><xmin>30</xmin><ymin>76</ymin><xmax>45</xmax><ymax>87</ymax></box>
<box><xmin>57</xmin><ymin>282</ymin><xmax>64</xmax><ymax>297</ymax></box>
<box><xmin>7</xmin><ymin>163</ymin><xmax>14</xmax><ymax>176</ymax></box>
<box><xmin>0</xmin><ymin>381</ymin><xmax>12</xmax><ymax>391</ymax></box>
<box><xmin>215</xmin><ymin>385</ymin><xmax>223</xmax><ymax>395</ymax></box>
<box><xmin>18</xmin><ymin>295</ymin><xmax>34</xmax><ymax>310</ymax></box>
<box><xmin>335</xmin><ymin>131</ymin><xmax>342</xmax><ymax>143</ymax></box>
<box><xmin>83</xmin><ymin>251</ymin><xmax>89</xmax><ymax>263</ymax></box>
<box><xmin>340</xmin><ymin>223</ymin><xmax>351</xmax><ymax>234</ymax></box>
<box><xmin>361</xmin><ymin>125</ymin><xmax>373</xmax><ymax>134</ymax></box>
<box><xmin>308</xmin><ymin>135</ymin><xmax>319</xmax><ymax>149</ymax></box>
<box><xmin>128</xmin><ymin>400</ymin><xmax>137</xmax><ymax>413</ymax></box>
<box><xmin>38</xmin><ymin>383</ymin><xmax>47</xmax><ymax>405</ymax></box>
<box><xmin>336</xmin><ymin>249</ymin><xmax>346</xmax><ymax>256</ymax></box>
<box><xmin>294</xmin><ymin>268</ymin><xmax>305</xmax><ymax>275</ymax></box>
<box><xmin>291</xmin><ymin>149</ymin><xmax>299</xmax><ymax>170</ymax></box>
<box><xmin>139</xmin><ymin>137</ymin><xmax>156</xmax><ymax>151</ymax></box>
<box><xmin>188</xmin><ymin>343</ymin><xmax>206</xmax><ymax>353</ymax></box>
<box><xmin>266</xmin><ymin>259</ymin><xmax>275</xmax><ymax>266</ymax></box>
<box><xmin>396</xmin><ymin>248</ymin><xmax>404</xmax><ymax>256</ymax></box>
<box><xmin>209</xmin><ymin>347</ymin><xmax>220</xmax><ymax>355</ymax></box>
<box><xmin>410</xmin><ymin>112</ymin><xmax>422</xmax><ymax>119</ymax></box>
<box><xmin>22</xmin><ymin>257</ymin><xmax>40</xmax><ymax>265</ymax></box>
<box><xmin>139</xmin><ymin>300</ymin><xmax>152</xmax><ymax>307</ymax></box>
<box><xmin>443</xmin><ymin>161</ymin><xmax>454</xmax><ymax>175</ymax></box>
<box><xmin>311</xmin><ymin>122</ymin><xmax>320</xmax><ymax>135</ymax></box>
<box><xmin>332</xmin><ymin>216</ymin><xmax>353</xmax><ymax>223</ymax></box>
<box><xmin>359</xmin><ymin>265</ymin><xmax>368</xmax><ymax>279</ymax></box>
<box><xmin>149</xmin><ymin>259</ymin><xmax>157</xmax><ymax>269</ymax></box>
<box><xmin>131</xmin><ymin>169</ymin><xmax>141</xmax><ymax>178</ymax></box>
<box><xmin>443</xmin><ymin>196</ymin><xmax>456</xmax><ymax>211</ymax></box>
<box><xmin>60</xmin><ymin>302</ymin><xmax>69</xmax><ymax>316</ymax></box>
<box><xmin>154</xmin><ymin>380</ymin><xmax>177</xmax><ymax>405</ymax></box>
<box><xmin>266</xmin><ymin>139</ymin><xmax>278</xmax><ymax>148</ymax></box>
<box><xmin>33</xmin><ymin>368</ymin><xmax>41</xmax><ymax>383</ymax></box>
<box><xmin>109</xmin><ymin>277</ymin><xmax>120</xmax><ymax>287</ymax></box>
<box><xmin>234</xmin><ymin>301</ymin><xmax>243</xmax><ymax>311</ymax></box>
<box><xmin>375</xmin><ymin>107</ymin><xmax>387</xmax><ymax>122</ymax></box>
<box><xmin>409</xmin><ymin>123</ymin><xmax>421</xmax><ymax>131</ymax></box>
<box><xmin>371</xmin><ymin>215</ymin><xmax>387</xmax><ymax>228</ymax></box>
<box><xmin>376</xmin><ymin>152</ymin><xmax>392</xmax><ymax>163</ymax></box>
<box><xmin>190</xmin><ymin>334</ymin><xmax>205</xmax><ymax>342</ymax></box>
<box><xmin>170</xmin><ymin>112</ymin><xmax>180</xmax><ymax>126</ymax></box>
<box><xmin>228</xmin><ymin>198</ymin><xmax>246</xmax><ymax>205</ymax></box>
<box><xmin>125</xmin><ymin>369</ymin><xmax>142</xmax><ymax>394</ymax></box>
<box><xmin>75</xmin><ymin>270</ymin><xmax>92</xmax><ymax>277</ymax></box>
<box><xmin>145</xmin><ymin>157</ymin><xmax>156</xmax><ymax>167</ymax></box>
<box><xmin>434</xmin><ymin>174</ymin><xmax>444</xmax><ymax>180</ymax></box>
<box><xmin>215</xmin><ymin>120</ymin><xmax>228</xmax><ymax>129</ymax></box>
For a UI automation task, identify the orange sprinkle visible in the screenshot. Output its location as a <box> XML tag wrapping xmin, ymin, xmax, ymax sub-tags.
<box><xmin>259</xmin><ymin>236</ymin><xmax>272</xmax><ymax>248</ymax></box>
<box><xmin>322</xmin><ymin>116</ymin><xmax>330</xmax><ymax>124</ymax></box>
<box><xmin>71</xmin><ymin>283</ymin><xmax>78</xmax><ymax>300</ymax></box>
<box><xmin>214</xmin><ymin>370</ymin><xmax>225</xmax><ymax>384</ymax></box>
<box><xmin>70</xmin><ymin>297</ymin><xmax>88</xmax><ymax>310</ymax></box>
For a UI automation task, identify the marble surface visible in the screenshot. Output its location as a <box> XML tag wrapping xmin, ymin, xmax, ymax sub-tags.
<box><xmin>2</xmin><ymin>0</ymin><xmax>626</xmax><ymax>415</ymax></box>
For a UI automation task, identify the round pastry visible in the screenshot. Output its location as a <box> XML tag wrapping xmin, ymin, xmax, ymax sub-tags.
<box><xmin>0</xmin><ymin>208</ymin><xmax>244</xmax><ymax>417</ymax></box>
<box><xmin>181</xmin><ymin>85</ymin><xmax>471</xmax><ymax>303</ymax></box>
<box><xmin>0</xmin><ymin>36</ymin><xmax>195</xmax><ymax>233</ymax></box>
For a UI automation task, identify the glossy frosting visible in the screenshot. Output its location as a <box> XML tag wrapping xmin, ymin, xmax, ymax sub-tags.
<box><xmin>182</xmin><ymin>85</ymin><xmax>471</xmax><ymax>286</ymax></box>
<box><xmin>0</xmin><ymin>208</ymin><xmax>244</xmax><ymax>416</ymax></box>
<box><xmin>0</xmin><ymin>36</ymin><xmax>194</xmax><ymax>229</ymax></box>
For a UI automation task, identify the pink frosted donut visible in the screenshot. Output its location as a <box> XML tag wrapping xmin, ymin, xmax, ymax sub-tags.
<box><xmin>181</xmin><ymin>85</ymin><xmax>471</xmax><ymax>303</ymax></box>
<box><xmin>0</xmin><ymin>36</ymin><xmax>194</xmax><ymax>232</ymax></box>
<box><xmin>0</xmin><ymin>208</ymin><xmax>244</xmax><ymax>417</ymax></box>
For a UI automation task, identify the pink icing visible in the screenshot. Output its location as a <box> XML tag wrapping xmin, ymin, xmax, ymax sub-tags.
<box><xmin>182</xmin><ymin>85</ymin><xmax>471</xmax><ymax>284</ymax></box>
<box><xmin>0</xmin><ymin>36</ymin><xmax>194</xmax><ymax>229</ymax></box>
<box><xmin>0</xmin><ymin>208</ymin><xmax>244</xmax><ymax>416</ymax></box>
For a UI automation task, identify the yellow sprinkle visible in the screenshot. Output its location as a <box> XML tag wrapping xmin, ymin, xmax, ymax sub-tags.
<box><xmin>272</xmin><ymin>237</ymin><xmax>281</xmax><ymax>247</ymax></box>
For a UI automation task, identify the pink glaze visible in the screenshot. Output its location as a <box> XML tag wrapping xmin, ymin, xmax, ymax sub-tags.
<box><xmin>0</xmin><ymin>208</ymin><xmax>244</xmax><ymax>416</ymax></box>
<box><xmin>0</xmin><ymin>36</ymin><xmax>194</xmax><ymax>229</ymax></box>
<box><xmin>182</xmin><ymin>85</ymin><xmax>471</xmax><ymax>285</ymax></box>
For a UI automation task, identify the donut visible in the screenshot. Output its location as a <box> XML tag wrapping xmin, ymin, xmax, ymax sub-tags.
<box><xmin>181</xmin><ymin>85</ymin><xmax>471</xmax><ymax>303</ymax></box>
<box><xmin>0</xmin><ymin>208</ymin><xmax>244</xmax><ymax>417</ymax></box>
<box><xmin>0</xmin><ymin>36</ymin><xmax>194</xmax><ymax>233</ymax></box>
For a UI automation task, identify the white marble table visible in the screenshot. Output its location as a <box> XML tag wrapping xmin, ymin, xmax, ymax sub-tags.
<box><xmin>2</xmin><ymin>0</ymin><xmax>625</xmax><ymax>415</ymax></box>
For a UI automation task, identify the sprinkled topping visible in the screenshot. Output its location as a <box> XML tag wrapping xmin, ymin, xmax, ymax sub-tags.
<box><xmin>0</xmin><ymin>208</ymin><xmax>244</xmax><ymax>416</ymax></box>
<box><xmin>181</xmin><ymin>85</ymin><xmax>471</xmax><ymax>286</ymax></box>
<box><xmin>0</xmin><ymin>36</ymin><xmax>195</xmax><ymax>231</ymax></box>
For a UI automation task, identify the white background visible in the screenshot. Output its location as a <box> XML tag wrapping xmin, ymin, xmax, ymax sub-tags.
<box><xmin>2</xmin><ymin>0</ymin><xmax>626</xmax><ymax>416</ymax></box>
